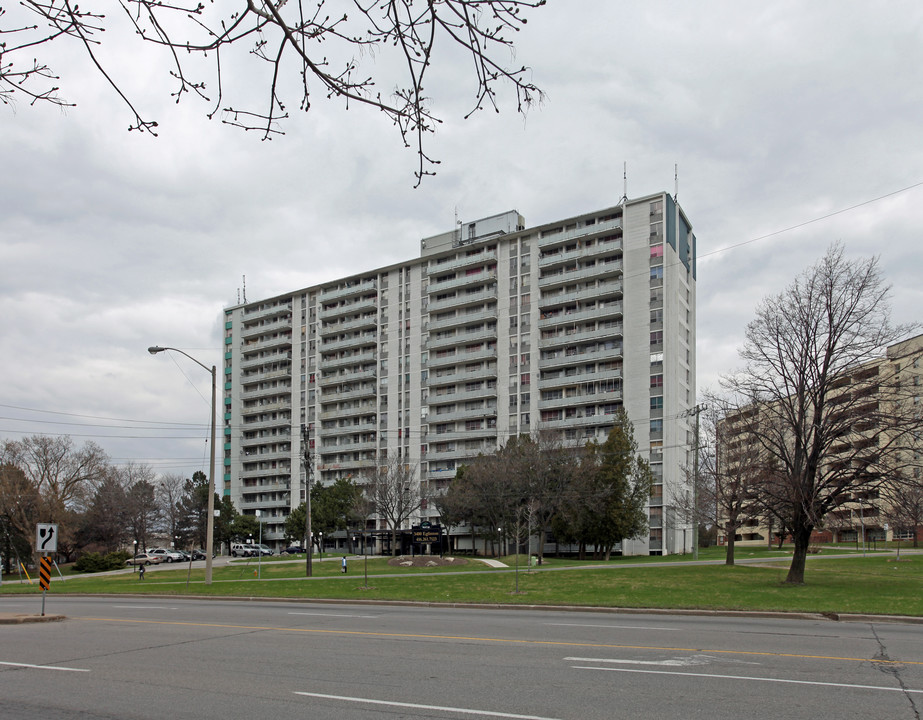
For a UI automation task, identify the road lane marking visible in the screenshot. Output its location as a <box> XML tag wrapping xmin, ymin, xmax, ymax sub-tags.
<box><xmin>294</xmin><ymin>691</ymin><xmax>563</xmax><ymax>719</ymax></box>
<box><xmin>0</xmin><ymin>661</ymin><xmax>90</xmax><ymax>673</ymax></box>
<box><xmin>570</xmin><ymin>666</ymin><xmax>923</xmax><ymax>694</ymax></box>
<box><xmin>112</xmin><ymin>605</ymin><xmax>179</xmax><ymax>610</ymax></box>
<box><xmin>74</xmin><ymin>617</ymin><xmax>923</xmax><ymax>667</ymax></box>
<box><xmin>288</xmin><ymin>612</ymin><xmax>378</xmax><ymax>618</ymax></box>
<box><xmin>548</xmin><ymin>623</ymin><xmax>671</xmax><ymax>631</ymax></box>
<box><xmin>566</xmin><ymin>655</ymin><xmax>734</xmax><ymax>667</ymax></box>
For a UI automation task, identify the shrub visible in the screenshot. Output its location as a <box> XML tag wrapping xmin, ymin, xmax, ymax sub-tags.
<box><xmin>74</xmin><ymin>551</ymin><xmax>132</xmax><ymax>573</ymax></box>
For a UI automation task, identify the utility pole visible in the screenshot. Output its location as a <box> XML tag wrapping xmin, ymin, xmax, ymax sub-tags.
<box><xmin>301</xmin><ymin>423</ymin><xmax>314</xmax><ymax>577</ymax></box>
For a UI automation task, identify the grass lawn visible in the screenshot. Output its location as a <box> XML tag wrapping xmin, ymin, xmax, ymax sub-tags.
<box><xmin>2</xmin><ymin>545</ymin><xmax>920</xmax><ymax>616</ymax></box>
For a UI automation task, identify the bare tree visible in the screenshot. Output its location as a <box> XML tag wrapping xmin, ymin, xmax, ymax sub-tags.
<box><xmin>0</xmin><ymin>435</ymin><xmax>109</xmax><ymax>555</ymax></box>
<box><xmin>722</xmin><ymin>244</ymin><xmax>922</xmax><ymax>584</ymax></box>
<box><xmin>699</xmin><ymin>396</ymin><xmax>767</xmax><ymax>565</ymax></box>
<box><xmin>360</xmin><ymin>454</ymin><xmax>422</xmax><ymax>555</ymax></box>
<box><xmin>1</xmin><ymin>1</ymin><xmax>545</xmax><ymax>184</ymax></box>
<box><xmin>157</xmin><ymin>472</ymin><xmax>186</xmax><ymax>546</ymax></box>
<box><xmin>881</xmin><ymin>472</ymin><xmax>923</xmax><ymax>549</ymax></box>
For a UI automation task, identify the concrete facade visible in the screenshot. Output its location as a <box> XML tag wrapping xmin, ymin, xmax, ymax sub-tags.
<box><xmin>223</xmin><ymin>193</ymin><xmax>697</xmax><ymax>555</ymax></box>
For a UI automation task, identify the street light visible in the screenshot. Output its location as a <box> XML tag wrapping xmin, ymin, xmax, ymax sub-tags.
<box><xmin>148</xmin><ymin>345</ymin><xmax>217</xmax><ymax>585</ymax></box>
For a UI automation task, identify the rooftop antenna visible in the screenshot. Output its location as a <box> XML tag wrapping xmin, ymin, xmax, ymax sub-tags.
<box><xmin>674</xmin><ymin>163</ymin><xmax>679</xmax><ymax>202</ymax></box>
<box><xmin>621</xmin><ymin>162</ymin><xmax>628</xmax><ymax>205</ymax></box>
<box><xmin>242</xmin><ymin>275</ymin><xmax>247</xmax><ymax>304</ymax></box>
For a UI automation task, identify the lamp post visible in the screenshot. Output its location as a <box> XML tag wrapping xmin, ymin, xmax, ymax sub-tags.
<box><xmin>148</xmin><ymin>345</ymin><xmax>217</xmax><ymax>585</ymax></box>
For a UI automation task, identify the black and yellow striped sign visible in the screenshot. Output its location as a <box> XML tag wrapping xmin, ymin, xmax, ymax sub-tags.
<box><xmin>39</xmin><ymin>556</ymin><xmax>52</xmax><ymax>591</ymax></box>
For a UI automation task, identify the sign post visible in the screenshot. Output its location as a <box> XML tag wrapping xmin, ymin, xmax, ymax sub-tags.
<box><xmin>36</xmin><ymin>524</ymin><xmax>58</xmax><ymax>617</ymax></box>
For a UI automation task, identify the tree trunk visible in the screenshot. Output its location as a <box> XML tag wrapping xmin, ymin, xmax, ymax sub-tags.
<box><xmin>785</xmin><ymin>525</ymin><xmax>813</xmax><ymax>584</ymax></box>
<box><xmin>725</xmin><ymin>526</ymin><xmax>736</xmax><ymax>566</ymax></box>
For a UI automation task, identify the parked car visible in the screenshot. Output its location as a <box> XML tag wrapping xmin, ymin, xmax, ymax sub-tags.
<box><xmin>190</xmin><ymin>549</ymin><xmax>208</xmax><ymax>560</ymax></box>
<box><xmin>149</xmin><ymin>548</ymin><xmax>185</xmax><ymax>563</ymax></box>
<box><xmin>252</xmin><ymin>544</ymin><xmax>274</xmax><ymax>556</ymax></box>
<box><xmin>280</xmin><ymin>545</ymin><xmax>305</xmax><ymax>555</ymax></box>
<box><xmin>126</xmin><ymin>553</ymin><xmax>162</xmax><ymax>566</ymax></box>
<box><xmin>230</xmin><ymin>543</ymin><xmax>256</xmax><ymax>557</ymax></box>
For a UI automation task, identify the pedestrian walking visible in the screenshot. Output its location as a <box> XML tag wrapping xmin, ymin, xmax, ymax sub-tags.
<box><xmin>139</xmin><ymin>563</ymin><xmax>146</xmax><ymax>580</ymax></box>
<box><xmin>341</xmin><ymin>556</ymin><xmax>347</xmax><ymax>574</ymax></box>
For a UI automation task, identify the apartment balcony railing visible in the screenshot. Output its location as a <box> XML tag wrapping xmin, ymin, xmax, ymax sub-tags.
<box><xmin>239</xmin><ymin>316</ymin><xmax>293</xmax><ymax>339</ymax></box>
<box><xmin>243</xmin><ymin>302</ymin><xmax>293</xmax><ymax>321</ymax></box>
<box><xmin>319</xmin><ymin>313</ymin><xmax>378</xmax><ymax>337</ymax></box>
<box><xmin>539</xmin><ymin>345</ymin><xmax>623</xmax><ymax>370</ymax></box>
<box><xmin>320</xmin><ymin>278</ymin><xmax>378</xmax><ymax>302</ymax></box>
<box><xmin>319</xmin><ymin>296</ymin><xmax>378</xmax><ymax>320</ymax></box>
<box><xmin>539</xmin><ymin>367</ymin><xmax>621</xmax><ymax>389</ymax></box>
<box><xmin>428</xmin><ymin>286</ymin><xmax>497</xmax><ymax>313</ymax></box>
<box><xmin>427</xmin><ymin>327</ymin><xmax>498</xmax><ymax>351</ymax></box>
<box><xmin>427</xmin><ymin>271</ymin><xmax>497</xmax><ymax>294</ymax></box>
<box><xmin>538</xmin><ymin>238</ymin><xmax>623</xmax><ymax>269</ymax></box>
<box><xmin>538</xmin><ymin>217</ymin><xmax>622</xmax><ymax>249</ymax></box>
<box><xmin>539</xmin><ymin>326</ymin><xmax>622</xmax><ymax>350</ymax></box>
<box><xmin>426</xmin><ymin>249</ymin><xmax>497</xmax><ymax>276</ymax></box>
<box><xmin>321</xmin><ymin>350</ymin><xmax>377</xmax><ymax>370</ymax></box>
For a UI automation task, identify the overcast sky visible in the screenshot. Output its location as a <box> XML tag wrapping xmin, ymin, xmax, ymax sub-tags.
<box><xmin>2</xmin><ymin>1</ymin><xmax>922</xmax><ymax>479</ymax></box>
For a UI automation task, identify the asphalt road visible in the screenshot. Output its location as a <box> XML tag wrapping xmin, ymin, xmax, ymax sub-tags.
<box><xmin>0</xmin><ymin>596</ymin><xmax>921</xmax><ymax>719</ymax></box>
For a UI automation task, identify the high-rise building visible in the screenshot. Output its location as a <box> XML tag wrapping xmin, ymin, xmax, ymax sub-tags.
<box><xmin>223</xmin><ymin>192</ymin><xmax>697</xmax><ymax>555</ymax></box>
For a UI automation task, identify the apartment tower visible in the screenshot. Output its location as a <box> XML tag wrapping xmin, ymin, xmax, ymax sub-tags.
<box><xmin>223</xmin><ymin>192</ymin><xmax>697</xmax><ymax>555</ymax></box>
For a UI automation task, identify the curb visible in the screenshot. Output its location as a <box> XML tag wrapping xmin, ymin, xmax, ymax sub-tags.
<box><xmin>0</xmin><ymin>614</ymin><xmax>66</xmax><ymax>625</ymax></box>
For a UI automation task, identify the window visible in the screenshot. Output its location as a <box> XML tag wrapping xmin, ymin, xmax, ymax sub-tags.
<box><xmin>650</xmin><ymin>397</ymin><xmax>663</xmax><ymax>410</ymax></box>
<box><xmin>650</xmin><ymin>331</ymin><xmax>663</xmax><ymax>346</ymax></box>
<box><xmin>650</xmin><ymin>266</ymin><xmax>664</xmax><ymax>280</ymax></box>
<box><xmin>650</xmin><ymin>419</ymin><xmax>663</xmax><ymax>433</ymax></box>
<box><xmin>521</xmin><ymin>373</ymin><xmax>531</xmax><ymax>385</ymax></box>
<box><xmin>650</xmin><ymin>245</ymin><xmax>664</xmax><ymax>259</ymax></box>
<box><xmin>650</xmin><ymin>374</ymin><xmax>663</xmax><ymax>388</ymax></box>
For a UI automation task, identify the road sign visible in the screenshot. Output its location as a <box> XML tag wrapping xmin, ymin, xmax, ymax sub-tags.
<box><xmin>36</xmin><ymin>523</ymin><xmax>58</xmax><ymax>553</ymax></box>
<box><xmin>39</xmin><ymin>556</ymin><xmax>52</xmax><ymax>591</ymax></box>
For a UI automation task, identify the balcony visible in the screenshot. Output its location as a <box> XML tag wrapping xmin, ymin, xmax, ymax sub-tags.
<box><xmin>539</xmin><ymin>280</ymin><xmax>623</xmax><ymax>308</ymax></box>
<box><xmin>320</xmin><ymin>421</ymin><xmax>377</xmax><ymax>438</ymax></box>
<box><xmin>319</xmin><ymin>295</ymin><xmax>378</xmax><ymax>320</ymax></box>
<box><xmin>318</xmin><ymin>368</ymin><xmax>377</xmax><ymax>386</ymax></box>
<box><xmin>239</xmin><ymin>350</ymin><xmax>292</xmax><ymax>370</ymax></box>
<box><xmin>427</xmin><ymin>327</ymin><xmax>497</xmax><ymax>351</ymax></box>
<box><xmin>319</xmin><ymin>313</ymin><xmax>378</xmax><ymax>337</ymax></box>
<box><xmin>428</xmin><ymin>286</ymin><xmax>497</xmax><ymax>313</ymax></box>
<box><xmin>538</xmin><ymin>260</ymin><xmax>622</xmax><ymax>290</ymax></box>
<box><xmin>539</xmin><ymin>367</ymin><xmax>621</xmax><ymax>389</ymax></box>
<box><xmin>539</xmin><ymin>325</ymin><xmax>622</xmax><ymax>350</ymax></box>
<box><xmin>538</xmin><ymin>238</ymin><xmax>622</xmax><ymax>270</ymax></box>
<box><xmin>428</xmin><ymin>406</ymin><xmax>498</xmax><ymax>423</ymax></box>
<box><xmin>242</xmin><ymin>398</ymin><xmax>292</xmax><ymax>415</ymax></box>
<box><xmin>320</xmin><ymin>332</ymin><xmax>377</xmax><ymax>353</ymax></box>
<box><xmin>539</xmin><ymin>302</ymin><xmax>622</xmax><ymax>329</ymax></box>
<box><xmin>427</xmin><ymin>249</ymin><xmax>497</xmax><ymax>276</ymax></box>
<box><xmin>241</xmin><ymin>333</ymin><xmax>294</xmax><ymax>354</ymax></box>
<box><xmin>428</xmin><ymin>270</ymin><xmax>497</xmax><ymax>294</ymax></box>
<box><xmin>540</xmin><ymin>344</ymin><xmax>622</xmax><ymax>370</ymax></box>
<box><xmin>319</xmin><ymin>384</ymin><xmax>378</xmax><ymax>401</ymax></box>
<box><xmin>320</xmin><ymin>278</ymin><xmax>377</xmax><ymax>302</ymax></box>
<box><xmin>321</xmin><ymin>349</ymin><xmax>377</xmax><ymax>370</ymax></box>
<box><xmin>427</xmin><ymin>308</ymin><xmax>497</xmax><ymax>332</ymax></box>
<box><xmin>243</xmin><ymin>302</ymin><xmax>293</xmax><ymax>322</ymax></box>
<box><xmin>239</xmin><ymin>315</ymin><xmax>292</xmax><ymax>339</ymax></box>
<box><xmin>241</xmin><ymin>366</ymin><xmax>292</xmax><ymax>382</ymax></box>
<box><xmin>539</xmin><ymin>390</ymin><xmax>622</xmax><ymax>410</ymax></box>
<box><xmin>538</xmin><ymin>217</ymin><xmax>622</xmax><ymax>250</ymax></box>
<box><xmin>428</xmin><ymin>346</ymin><xmax>497</xmax><ymax>369</ymax></box>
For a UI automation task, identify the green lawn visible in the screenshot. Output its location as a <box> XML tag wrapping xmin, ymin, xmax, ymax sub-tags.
<box><xmin>3</xmin><ymin>546</ymin><xmax>920</xmax><ymax>617</ymax></box>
